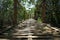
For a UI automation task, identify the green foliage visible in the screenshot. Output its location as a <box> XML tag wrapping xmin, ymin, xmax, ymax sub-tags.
<box><xmin>46</xmin><ymin>0</ymin><xmax>60</xmax><ymax>27</ymax></box>
<box><xmin>0</xmin><ymin>0</ymin><xmax>60</xmax><ymax>34</ymax></box>
<box><xmin>34</xmin><ymin>0</ymin><xmax>60</xmax><ymax>27</ymax></box>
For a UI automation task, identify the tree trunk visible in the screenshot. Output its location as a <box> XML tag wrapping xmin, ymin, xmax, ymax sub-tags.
<box><xmin>41</xmin><ymin>0</ymin><xmax>46</xmax><ymax>23</ymax></box>
<box><xmin>34</xmin><ymin>3</ymin><xmax>40</xmax><ymax>20</ymax></box>
<box><xmin>34</xmin><ymin>10</ymin><xmax>38</xmax><ymax>20</ymax></box>
<box><xmin>13</xmin><ymin>0</ymin><xmax>18</xmax><ymax>26</ymax></box>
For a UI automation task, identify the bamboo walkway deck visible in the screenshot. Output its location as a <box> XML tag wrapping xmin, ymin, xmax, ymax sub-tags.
<box><xmin>0</xmin><ymin>33</ymin><xmax>60</xmax><ymax>40</ymax></box>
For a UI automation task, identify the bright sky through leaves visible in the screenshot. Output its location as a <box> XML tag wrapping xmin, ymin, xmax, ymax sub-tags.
<box><xmin>21</xmin><ymin>0</ymin><xmax>35</xmax><ymax>10</ymax></box>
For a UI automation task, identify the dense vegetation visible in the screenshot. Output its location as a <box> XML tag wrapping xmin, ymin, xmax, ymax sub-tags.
<box><xmin>0</xmin><ymin>0</ymin><xmax>60</xmax><ymax>34</ymax></box>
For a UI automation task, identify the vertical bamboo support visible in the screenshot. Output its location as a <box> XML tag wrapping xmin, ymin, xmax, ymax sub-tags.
<box><xmin>28</xmin><ymin>33</ymin><xmax>32</xmax><ymax>40</ymax></box>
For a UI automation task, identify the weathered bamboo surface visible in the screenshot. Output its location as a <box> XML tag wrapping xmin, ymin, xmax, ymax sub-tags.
<box><xmin>0</xmin><ymin>35</ymin><xmax>60</xmax><ymax>40</ymax></box>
